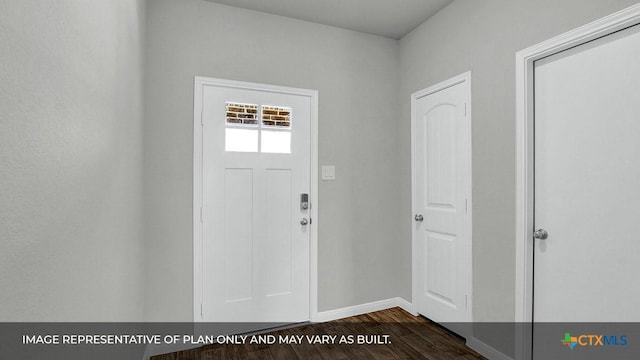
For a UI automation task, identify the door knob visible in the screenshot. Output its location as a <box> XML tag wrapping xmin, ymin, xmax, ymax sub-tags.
<box><xmin>533</xmin><ymin>229</ymin><xmax>548</xmax><ymax>240</ymax></box>
<box><xmin>300</xmin><ymin>218</ymin><xmax>309</xmax><ymax>226</ymax></box>
<box><xmin>415</xmin><ymin>214</ymin><xmax>424</xmax><ymax>222</ymax></box>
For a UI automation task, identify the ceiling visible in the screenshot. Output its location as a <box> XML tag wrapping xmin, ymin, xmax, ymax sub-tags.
<box><xmin>205</xmin><ymin>0</ymin><xmax>454</xmax><ymax>39</ymax></box>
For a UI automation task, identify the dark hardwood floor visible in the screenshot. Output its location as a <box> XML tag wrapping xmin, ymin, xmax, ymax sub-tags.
<box><xmin>152</xmin><ymin>307</ymin><xmax>486</xmax><ymax>360</ymax></box>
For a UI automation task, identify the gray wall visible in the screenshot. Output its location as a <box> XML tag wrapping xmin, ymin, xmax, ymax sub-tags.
<box><xmin>0</xmin><ymin>1</ymin><xmax>146</xmax><ymax>321</ymax></box>
<box><xmin>398</xmin><ymin>0</ymin><xmax>639</xmax><ymax>355</ymax></box>
<box><xmin>144</xmin><ymin>0</ymin><xmax>401</xmax><ymax>321</ymax></box>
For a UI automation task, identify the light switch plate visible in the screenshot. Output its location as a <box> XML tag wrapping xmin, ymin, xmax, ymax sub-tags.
<box><xmin>321</xmin><ymin>165</ymin><xmax>335</xmax><ymax>180</ymax></box>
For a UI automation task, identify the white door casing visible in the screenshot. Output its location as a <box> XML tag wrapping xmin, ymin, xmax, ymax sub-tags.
<box><xmin>411</xmin><ymin>72</ymin><xmax>472</xmax><ymax>334</ymax></box>
<box><xmin>193</xmin><ymin>77</ymin><xmax>318</xmax><ymax>323</ymax></box>
<box><xmin>515</xmin><ymin>4</ymin><xmax>640</xmax><ymax>360</ymax></box>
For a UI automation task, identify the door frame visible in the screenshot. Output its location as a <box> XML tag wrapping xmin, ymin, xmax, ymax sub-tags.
<box><xmin>192</xmin><ymin>76</ymin><xmax>319</xmax><ymax>322</ymax></box>
<box><xmin>411</xmin><ymin>71</ymin><xmax>473</xmax><ymax>327</ymax></box>
<box><xmin>514</xmin><ymin>4</ymin><xmax>640</xmax><ymax>359</ymax></box>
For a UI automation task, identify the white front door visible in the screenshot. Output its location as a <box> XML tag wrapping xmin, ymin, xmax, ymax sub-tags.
<box><xmin>198</xmin><ymin>79</ymin><xmax>314</xmax><ymax>323</ymax></box>
<box><xmin>412</xmin><ymin>74</ymin><xmax>472</xmax><ymax>334</ymax></box>
<box><xmin>533</xmin><ymin>23</ymin><xmax>640</xmax><ymax>355</ymax></box>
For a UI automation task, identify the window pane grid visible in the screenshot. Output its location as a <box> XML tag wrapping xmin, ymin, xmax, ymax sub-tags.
<box><xmin>225</xmin><ymin>102</ymin><xmax>292</xmax><ymax>154</ymax></box>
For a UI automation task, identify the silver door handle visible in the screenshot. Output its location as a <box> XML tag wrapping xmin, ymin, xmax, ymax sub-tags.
<box><xmin>533</xmin><ymin>229</ymin><xmax>548</xmax><ymax>240</ymax></box>
<box><xmin>300</xmin><ymin>218</ymin><xmax>309</xmax><ymax>226</ymax></box>
<box><xmin>415</xmin><ymin>214</ymin><xmax>424</xmax><ymax>222</ymax></box>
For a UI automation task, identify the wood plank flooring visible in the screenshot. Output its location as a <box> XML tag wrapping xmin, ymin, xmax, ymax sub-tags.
<box><xmin>152</xmin><ymin>307</ymin><xmax>486</xmax><ymax>360</ymax></box>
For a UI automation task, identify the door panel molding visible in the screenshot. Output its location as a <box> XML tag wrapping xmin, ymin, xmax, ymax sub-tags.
<box><xmin>515</xmin><ymin>4</ymin><xmax>640</xmax><ymax>359</ymax></box>
<box><xmin>411</xmin><ymin>71</ymin><xmax>473</xmax><ymax>333</ymax></box>
<box><xmin>193</xmin><ymin>77</ymin><xmax>318</xmax><ymax>322</ymax></box>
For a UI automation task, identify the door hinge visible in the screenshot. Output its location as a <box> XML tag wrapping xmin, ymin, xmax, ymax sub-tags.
<box><xmin>200</xmin><ymin>207</ymin><xmax>203</xmax><ymax>223</ymax></box>
<box><xmin>200</xmin><ymin>111</ymin><xmax>203</xmax><ymax>126</ymax></box>
<box><xmin>200</xmin><ymin>303</ymin><xmax>203</xmax><ymax>318</ymax></box>
<box><xmin>465</xmin><ymin>295</ymin><xmax>468</xmax><ymax>309</ymax></box>
<box><xmin>464</xmin><ymin>103</ymin><xmax>467</xmax><ymax>116</ymax></box>
<box><xmin>465</xmin><ymin>199</ymin><xmax>468</xmax><ymax>213</ymax></box>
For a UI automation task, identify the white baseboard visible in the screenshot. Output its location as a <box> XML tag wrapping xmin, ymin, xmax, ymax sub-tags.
<box><xmin>312</xmin><ymin>297</ymin><xmax>414</xmax><ymax>322</ymax></box>
<box><xmin>396</xmin><ymin>297</ymin><xmax>416</xmax><ymax>315</ymax></box>
<box><xmin>466</xmin><ymin>337</ymin><xmax>513</xmax><ymax>360</ymax></box>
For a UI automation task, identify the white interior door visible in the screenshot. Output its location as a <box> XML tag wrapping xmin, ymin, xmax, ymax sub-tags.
<box><xmin>200</xmin><ymin>81</ymin><xmax>312</xmax><ymax>323</ymax></box>
<box><xmin>533</xmin><ymin>23</ymin><xmax>640</xmax><ymax>354</ymax></box>
<box><xmin>412</xmin><ymin>75</ymin><xmax>471</xmax><ymax>334</ymax></box>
